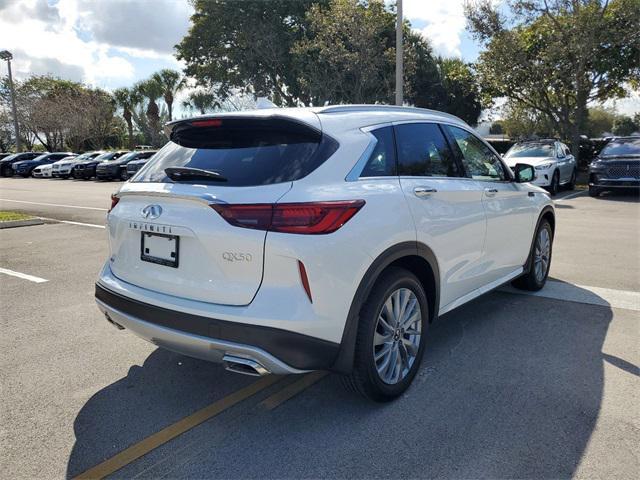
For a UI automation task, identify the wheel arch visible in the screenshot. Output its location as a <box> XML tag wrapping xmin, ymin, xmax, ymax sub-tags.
<box><xmin>331</xmin><ymin>241</ymin><xmax>440</xmax><ymax>374</ymax></box>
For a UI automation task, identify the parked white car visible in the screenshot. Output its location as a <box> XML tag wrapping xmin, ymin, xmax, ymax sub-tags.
<box><xmin>52</xmin><ymin>152</ymin><xmax>99</xmax><ymax>178</ymax></box>
<box><xmin>96</xmin><ymin>105</ymin><xmax>555</xmax><ymax>401</ymax></box>
<box><xmin>32</xmin><ymin>164</ymin><xmax>53</xmax><ymax>178</ymax></box>
<box><xmin>503</xmin><ymin>139</ymin><xmax>577</xmax><ymax>195</ymax></box>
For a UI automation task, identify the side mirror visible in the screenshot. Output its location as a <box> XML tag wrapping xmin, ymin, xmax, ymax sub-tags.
<box><xmin>514</xmin><ymin>163</ymin><xmax>535</xmax><ymax>183</ymax></box>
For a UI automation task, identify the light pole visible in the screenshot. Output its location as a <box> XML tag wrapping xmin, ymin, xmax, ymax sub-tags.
<box><xmin>0</xmin><ymin>50</ymin><xmax>21</xmax><ymax>152</ymax></box>
<box><xmin>395</xmin><ymin>0</ymin><xmax>403</xmax><ymax>106</ymax></box>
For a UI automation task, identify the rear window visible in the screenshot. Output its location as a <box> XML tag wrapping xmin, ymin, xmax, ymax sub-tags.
<box><xmin>133</xmin><ymin>118</ymin><xmax>338</xmax><ymax>187</ymax></box>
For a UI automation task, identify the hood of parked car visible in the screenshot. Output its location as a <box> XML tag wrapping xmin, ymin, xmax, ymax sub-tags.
<box><xmin>53</xmin><ymin>157</ymin><xmax>78</xmax><ymax>166</ymax></box>
<box><xmin>504</xmin><ymin>156</ymin><xmax>556</xmax><ymax>168</ymax></box>
<box><xmin>12</xmin><ymin>160</ymin><xmax>39</xmax><ymax>168</ymax></box>
<box><xmin>35</xmin><ymin>164</ymin><xmax>53</xmax><ymax>171</ymax></box>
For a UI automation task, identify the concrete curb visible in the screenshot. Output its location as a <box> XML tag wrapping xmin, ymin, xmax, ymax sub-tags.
<box><xmin>0</xmin><ymin>218</ymin><xmax>45</xmax><ymax>229</ymax></box>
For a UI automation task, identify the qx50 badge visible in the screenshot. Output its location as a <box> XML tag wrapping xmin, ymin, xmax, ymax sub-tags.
<box><xmin>223</xmin><ymin>252</ymin><xmax>253</xmax><ymax>262</ymax></box>
<box><xmin>141</xmin><ymin>204</ymin><xmax>162</xmax><ymax>220</ymax></box>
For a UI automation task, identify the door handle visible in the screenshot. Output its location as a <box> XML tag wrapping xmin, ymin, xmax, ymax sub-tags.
<box><xmin>484</xmin><ymin>188</ymin><xmax>498</xmax><ymax>197</ymax></box>
<box><xmin>414</xmin><ymin>186</ymin><xmax>437</xmax><ymax>197</ymax></box>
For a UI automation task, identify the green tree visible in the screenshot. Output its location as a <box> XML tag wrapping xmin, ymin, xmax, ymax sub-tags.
<box><xmin>500</xmin><ymin>102</ymin><xmax>556</xmax><ymax>139</ymax></box>
<box><xmin>611</xmin><ymin>115</ymin><xmax>639</xmax><ymax>135</ymax></box>
<box><xmin>292</xmin><ymin>0</ymin><xmax>396</xmax><ymax>105</ymax></box>
<box><xmin>152</xmin><ymin>69</ymin><xmax>184</xmax><ymax>121</ymax></box>
<box><xmin>182</xmin><ymin>91</ymin><xmax>219</xmax><ymax>115</ymax></box>
<box><xmin>176</xmin><ymin>0</ymin><xmax>325</xmax><ymax>106</ymax></box>
<box><xmin>586</xmin><ymin>107</ymin><xmax>617</xmax><ymax>137</ymax></box>
<box><xmin>465</xmin><ymin>0</ymin><xmax>640</xmax><ymax>160</ymax></box>
<box><xmin>113</xmin><ymin>87</ymin><xmax>140</xmax><ymax>149</ymax></box>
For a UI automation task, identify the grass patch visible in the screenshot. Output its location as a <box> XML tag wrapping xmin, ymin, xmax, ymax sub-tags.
<box><xmin>0</xmin><ymin>211</ymin><xmax>34</xmax><ymax>222</ymax></box>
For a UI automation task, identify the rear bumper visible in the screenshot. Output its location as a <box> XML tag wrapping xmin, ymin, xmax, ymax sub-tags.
<box><xmin>95</xmin><ymin>282</ymin><xmax>340</xmax><ymax>372</ymax></box>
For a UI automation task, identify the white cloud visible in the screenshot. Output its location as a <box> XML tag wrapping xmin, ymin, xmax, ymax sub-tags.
<box><xmin>0</xmin><ymin>0</ymin><xmax>192</xmax><ymax>87</ymax></box>
<box><xmin>404</xmin><ymin>0</ymin><xmax>467</xmax><ymax>57</ymax></box>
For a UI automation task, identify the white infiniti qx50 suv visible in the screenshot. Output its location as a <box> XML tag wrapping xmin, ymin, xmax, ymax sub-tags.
<box><xmin>96</xmin><ymin>105</ymin><xmax>554</xmax><ymax>401</ymax></box>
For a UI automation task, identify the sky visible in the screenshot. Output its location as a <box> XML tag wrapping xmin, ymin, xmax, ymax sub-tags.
<box><xmin>0</xmin><ymin>0</ymin><xmax>637</xmax><ymax>116</ymax></box>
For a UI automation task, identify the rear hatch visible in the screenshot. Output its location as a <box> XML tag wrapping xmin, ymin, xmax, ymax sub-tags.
<box><xmin>107</xmin><ymin>113</ymin><xmax>337</xmax><ymax>306</ymax></box>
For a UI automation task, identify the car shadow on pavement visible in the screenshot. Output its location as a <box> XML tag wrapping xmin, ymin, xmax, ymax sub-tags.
<box><xmin>65</xmin><ymin>349</ymin><xmax>256</xmax><ymax>478</ymax></box>
<box><xmin>595</xmin><ymin>191</ymin><xmax>640</xmax><ymax>202</ymax></box>
<box><xmin>67</xmin><ymin>284</ymin><xmax>613</xmax><ymax>479</ymax></box>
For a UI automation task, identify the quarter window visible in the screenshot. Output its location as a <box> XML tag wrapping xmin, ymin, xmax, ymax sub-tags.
<box><xmin>394</xmin><ymin>123</ymin><xmax>459</xmax><ymax>177</ymax></box>
<box><xmin>446</xmin><ymin>126</ymin><xmax>506</xmax><ymax>181</ymax></box>
<box><xmin>360</xmin><ymin>126</ymin><xmax>397</xmax><ymax>177</ymax></box>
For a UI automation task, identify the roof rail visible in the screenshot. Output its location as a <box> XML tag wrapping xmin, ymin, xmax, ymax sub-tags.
<box><xmin>317</xmin><ymin>104</ymin><xmax>464</xmax><ymax>123</ymax></box>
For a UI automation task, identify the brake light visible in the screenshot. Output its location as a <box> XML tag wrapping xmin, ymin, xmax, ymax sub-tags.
<box><xmin>191</xmin><ymin>119</ymin><xmax>222</xmax><ymax>128</ymax></box>
<box><xmin>210</xmin><ymin>200</ymin><xmax>365</xmax><ymax>234</ymax></box>
<box><xmin>109</xmin><ymin>194</ymin><xmax>119</xmax><ymax>212</ymax></box>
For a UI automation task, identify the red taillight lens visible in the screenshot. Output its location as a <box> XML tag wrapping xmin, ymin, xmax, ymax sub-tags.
<box><xmin>109</xmin><ymin>194</ymin><xmax>119</xmax><ymax>212</ymax></box>
<box><xmin>211</xmin><ymin>200</ymin><xmax>365</xmax><ymax>234</ymax></box>
<box><xmin>191</xmin><ymin>119</ymin><xmax>222</xmax><ymax>128</ymax></box>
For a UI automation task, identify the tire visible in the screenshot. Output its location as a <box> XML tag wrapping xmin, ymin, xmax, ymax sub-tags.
<box><xmin>567</xmin><ymin>169</ymin><xmax>577</xmax><ymax>190</ymax></box>
<box><xmin>589</xmin><ymin>186</ymin><xmax>601</xmax><ymax>197</ymax></box>
<box><xmin>512</xmin><ymin>219</ymin><xmax>553</xmax><ymax>291</ymax></box>
<box><xmin>548</xmin><ymin>170</ymin><xmax>560</xmax><ymax>196</ymax></box>
<box><xmin>1</xmin><ymin>166</ymin><xmax>12</xmax><ymax>177</ymax></box>
<box><xmin>119</xmin><ymin>169</ymin><xmax>128</xmax><ymax>181</ymax></box>
<box><xmin>343</xmin><ymin>267</ymin><xmax>429</xmax><ymax>402</ymax></box>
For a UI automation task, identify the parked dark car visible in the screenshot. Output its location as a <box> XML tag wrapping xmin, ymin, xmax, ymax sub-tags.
<box><xmin>96</xmin><ymin>150</ymin><xmax>157</xmax><ymax>181</ymax></box>
<box><xmin>0</xmin><ymin>152</ymin><xmax>42</xmax><ymax>177</ymax></box>
<box><xmin>124</xmin><ymin>151</ymin><xmax>158</xmax><ymax>178</ymax></box>
<box><xmin>12</xmin><ymin>152</ymin><xmax>74</xmax><ymax>177</ymax></box>
<box><xmin>74</xmin><ymin>151</ymin><xmax>129</xmax><ymax>179</ymax></box>
<box><xmin>588</xmin><ymin>137</ymin><xmax>640</xmax><ymax>197</ymax></box>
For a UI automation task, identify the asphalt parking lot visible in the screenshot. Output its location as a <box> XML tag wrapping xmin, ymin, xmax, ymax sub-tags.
<box><xmin>1</xmin><ymin>177</ymin><xmax>638</xmax><ymax>479</ymax></box>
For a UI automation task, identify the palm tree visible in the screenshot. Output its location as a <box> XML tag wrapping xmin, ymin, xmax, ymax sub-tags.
<box><xmin>152</xmin><ymin>69</ymin><xmax>184</xmax><ymax>121</ymax></box>
<box><xmin>113</xmin><ymin>87</ymin><xmax>140</xmax><ymax>149</ymax></box>
<box><xmin>182</xmin><ymin>91</ymin><xmax>219</xmax><ymax>115</ymax></box>
<box><xmin>134</xmin><ymin>78</ymin><xmax>165</xmax><ymax>146</ymax></box>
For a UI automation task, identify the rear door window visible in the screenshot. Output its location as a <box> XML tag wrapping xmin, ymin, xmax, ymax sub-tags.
<box><xmin>394</xmin><ymin>123</ymin><xmax>460</xmax><ymax>177</ymax></box>
<box><xmin>135</xmin><ymin>118</ymin><xmax>338</xmax><ymax>187</ymax></box>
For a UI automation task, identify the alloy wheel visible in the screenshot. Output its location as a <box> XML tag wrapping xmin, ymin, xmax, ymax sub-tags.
<box><xmin>534</xmin><ymin>227</ymin><xmax>551</xmax><ymax>282</ymax></box>
<box><xmin>373</xmin><ymin>288</ymin><xmax>422</xmax><ymax>385</ymax></box>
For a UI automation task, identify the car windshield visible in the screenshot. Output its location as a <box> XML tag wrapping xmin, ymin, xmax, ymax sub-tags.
<box><xmin>32</xmin><ymin>154</ymin><xmax>50</xmax><ymax>161</ymax></box>
<box><xmin>600</xmin><ymin>138</ymin><xmax>640</xmax><ymax>157</ymax></box>
<box><xmin>116</xmin><ymin>152</ymin><xmax>138</xmax><ymax>162</ymax></box>
<box><xmin>95</xmin><ymin>152</ymin><xmax>124</xmax><ymax>162</ymax></box>
<box><xmin>506</xmin><ymin>144</ymin><xmax>555</xmax><ymax>158</ymax></box>
<box><xmin>73</xmin><ymin>153</ymin><xmax>94</xmax><ymax>162</ymax></box>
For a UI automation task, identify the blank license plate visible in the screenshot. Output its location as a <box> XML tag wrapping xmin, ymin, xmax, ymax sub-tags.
<box><xmin>141</xmin><ymin>232</ymin><xmax>179</xmax><ymax>268</ymax></box>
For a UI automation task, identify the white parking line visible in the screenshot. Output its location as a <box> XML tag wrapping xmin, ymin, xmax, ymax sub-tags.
<box><xmin>38</xmin><ymin>217</ymin><xmax>105</xmax><ymax>229</ymax></box>
<box><xmin>0</xmin><ymin>198</ymin><xmax>108</xmax><ymax>211</ymax></box>
<box><xmin>0</xmin><ymin>267</ymin><xmax>48</xmax><ymax>283</ymax></box>
<box><xmin>502</xmin><ymin>280</ymin><xmax>640</xmax><ymax>312</ymax></box>
<box><xmin>555</xmin><ymin>190</ymin><xmax>587</xmax><ymax>202</ymax></box>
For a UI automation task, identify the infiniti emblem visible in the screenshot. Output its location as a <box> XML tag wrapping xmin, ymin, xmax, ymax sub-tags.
<box><xmin>141</xmin><ymin>204</ymin><xmax>162</xmax><ymax>219</ymax></box>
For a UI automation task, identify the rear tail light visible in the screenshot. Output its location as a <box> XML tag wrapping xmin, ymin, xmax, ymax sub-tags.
<box><xmin>210</xmin><ymin>200</ymin><xmax>365</xmax><ymax>234</ymax></box>
<box><xmin>109</xmin><ymin>194</ymin><xmax>119</xmax><ymax>212</ymax></box>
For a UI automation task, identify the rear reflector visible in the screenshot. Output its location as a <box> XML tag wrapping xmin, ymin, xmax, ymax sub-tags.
<box><xmin>109</xmin><ymin>194</ymin><xmax>119</xmax><ymax>212</ymax></box>
<box><xmin>298</xmin><ymin>260</ymin><xmax>312</xmax><ymax>303</ymax></box>
<box><xmin>210</xmin><ymin>200</ymin><xmax>365</xmax><ymax>234</ymax></box>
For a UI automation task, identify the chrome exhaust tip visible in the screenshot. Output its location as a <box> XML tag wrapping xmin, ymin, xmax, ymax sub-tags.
<box><xmin>223</xmin><ymin>355</ymin><xmax>270</xmax><ymax>377</ymax></box>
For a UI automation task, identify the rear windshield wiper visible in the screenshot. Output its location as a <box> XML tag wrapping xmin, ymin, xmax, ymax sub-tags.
<box><xmin>165</xmin><ymin>167</ymin><xmax>228</xmax><ymax>182</ymax></box>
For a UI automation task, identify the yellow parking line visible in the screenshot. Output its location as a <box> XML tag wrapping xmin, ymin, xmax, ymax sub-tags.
<box><xmin>73</xmin><ymin>375</ymin><xmax>281</xmax><ymax>480</ymax></box>
<box><xmin>260</xmin><ymin>371</ymin><xmax>328</xmax><ymax>411</ymax></box>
